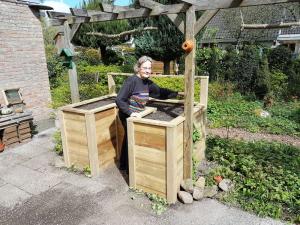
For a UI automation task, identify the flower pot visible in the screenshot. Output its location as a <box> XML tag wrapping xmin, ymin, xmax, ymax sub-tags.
<box><xmin>0</xmin><ymin>143</ymin><xmax>5</xmax><ymax>153</ymax></box>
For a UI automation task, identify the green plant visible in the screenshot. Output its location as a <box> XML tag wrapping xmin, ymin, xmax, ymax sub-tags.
<box><xmin>192</xmin><ymin>127</ymin><xmax>201</xmax><ymax>143</ymax></box>
<box><xmin>53</xmin><ymin>130</ymin><xmax>63</xmax><ymax>156</ymax></box>
<box><xmin>146</xmin><ymin>193</ymin><xmax>168</xmax><ymax>215</ymax></box>
<box><xmin>206</xmin><ymin>137</ymin><xmax>300</xmax><ymax>223</ymax></box>
<box><xmin>83</xmin><ymin>165</ymin><xmax>91</xmax><ymax>177</ymax></box>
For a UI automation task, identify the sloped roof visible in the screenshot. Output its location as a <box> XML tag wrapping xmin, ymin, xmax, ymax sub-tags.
<box><xmin>201</xmin><ymin>2</ymin><xmax>300</xmax><ymax>44</ymax></box>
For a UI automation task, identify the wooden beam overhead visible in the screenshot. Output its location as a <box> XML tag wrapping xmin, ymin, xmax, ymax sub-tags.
<box><xmin>194</xmin><ymin>9</ymin><xmax>219</xmax><ymax>35</ymax></box>
<box><xmin>167</xmin><ymin>14</ymin><xmax>185</xmax><ymax>34</ymax></box>
<box><xmin>47</xmin><ymin>11</ymin><xmax>71</xmax><ymax>19</ymax></box>
<box><xmin>100</xmin><ymin>3</ymin><xmax>135</xmax><ymax>13</ymax></box>
<box><xmin>180</xmin><ymin>0</ymin><xmax>300</xmax><ymax>11</ymax></box>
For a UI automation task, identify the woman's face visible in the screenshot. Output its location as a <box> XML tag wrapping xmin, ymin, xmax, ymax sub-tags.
<box><xmin>138</xmin><ymin>60</ymin><xmax>152</xmax><ymax>79</ymax></box>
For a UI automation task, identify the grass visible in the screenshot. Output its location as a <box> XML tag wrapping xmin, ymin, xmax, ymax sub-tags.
<box><xmin>207</xmin><ymin>93</ymin><xmax>300</xmax><ymax>137</ymax></box>
<box><xmin>206</xmin><ymin>136</ymin><xmax>300</xmax><ymax>223</ymax></box>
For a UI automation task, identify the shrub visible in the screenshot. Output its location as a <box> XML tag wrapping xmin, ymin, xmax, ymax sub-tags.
<box><xmin>75</xmin><ymin>47</ymin><xmax>101</xmax><ymax>66</ymax></box>
<box><xmin>206</xmin><ymin>137</ymin><xmax>300</xmax><ymax>223</ymax></box>
<box><xmin>268</xmin><ymin>45</ymin><xmax>292</xmax><ymax>72</ymax></box>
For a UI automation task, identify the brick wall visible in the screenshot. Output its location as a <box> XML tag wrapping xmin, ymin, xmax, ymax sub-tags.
<box><xmin>0</xmin><ymin>0</ymin><xmax>52</xmax><ymax>122</ymax></box>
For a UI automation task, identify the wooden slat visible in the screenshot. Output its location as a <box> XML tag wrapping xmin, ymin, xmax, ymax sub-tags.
<box><xmin>18</xmin><ymin>128</ymin><xmax>31</xmax><ymax>135</ymax></box>
<box><xmin>135</xmin><ymin>130</ymin><xmax>166</xmax><ymax>151</ymax></box>
<box><xmin>3</xmin><ymin>131</ymin><xmax>18</xmax><ymax>139</ymax></box>
<box><xmin>19</xmin><ymin>133</ymin><xmax>31</xmax><ymax>140</ymax></box>
<box><xmin>63</xmin><ymin>111</ymin><xmax>86</xmax><ymax>121</ymax></box>
<box><xmin>3</xmin><ymin>126</ymin><xmax>17</xmax><ymax>134</ymax></box>
<box><xmin>135</xmin><ymin>145</ymin><xmax>166</xmax><ymax>166</ymax></box>
<box><xmin>167</xmin><ymin>14</ymin><xmax>184</xmax><ymax>34</ymax></box>
<box><xmin>136</xmin><ymin>158</ymin><xmax>166</xmax><ymax>180</ymax></box>
<box><xmin>136</xmin><ymin>171</ymin><xmax>166</xmax><ymax>195</ymax></box>
<box><xmin>5</xmin><ymin>137</ymin><xmax>19</xmax><ymax>145</ymax></box>
<box><xmin>136</xmin><ymin>184</ymin><xmax>166</xmax><ymax>198</ymax></box>
<box><xmin>85</xmin><ymin>114</ymin><xmax>100</xmax><ymax>176</ymax></box>
<box><xmin>94</xmin><ymin>108</ymin><xmax>115</xmax><ymax>121</ymax></box>
<box><xmin>100</xmin><ymin>3</ymin><xmax>135</xmax><ymax>13</ymax></box>
<box><xmin>18</xmin><ymin>122</ymin><xmax>30</xmax><ymax>129</ymax></box>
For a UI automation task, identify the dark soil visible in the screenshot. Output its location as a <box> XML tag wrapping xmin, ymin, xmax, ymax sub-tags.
<box><xmin>144</xmin><ymin>101</ymin><xmax>184</xmax><ymax>121</ymax></box>
<box><xmin>75</xmin><ymin>97</ymin><xmax>116</xmax><ymax>110</ymax></box>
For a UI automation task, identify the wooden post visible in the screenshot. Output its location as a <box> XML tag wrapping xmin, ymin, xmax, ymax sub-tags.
<box><xmin>127</xmin><ymin>119</ymin><xmax>136</xmax><ymax>187</ymax></box>
<box><xmin>183</xmin><ymin>6</ymin><xmax>196</xmax><ymax>179</ymax></box>
<box><xmin>58</xmin><ymin>110</ymin><xmax>70</xmax><ymax>167</ymax></box>
<box><xmin>200</xmin><ymin>76</ymin><xmax>209</xmax><ymax>108</ymax></box>
<box><xmin>107</xmin><ymin>74</ymin><xmax>116</xmax><ymax>94</ymax></box>
<box><xmin>63</xmin><ymin>21</ymin><xmax>80</xmax><ymax>103</ymax></box>
<box><xmin>167</xmin><ymin>126</ymin><xmax>177</xmax><ymax>204</ymax></box>
<box><xmin>85</xmin><ymin>113</ymin><xmax>100</xmax><ymax>176</ymax></box>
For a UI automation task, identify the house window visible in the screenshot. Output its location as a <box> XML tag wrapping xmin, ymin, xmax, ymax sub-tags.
<box><xmin>2</xmin><ymin>89</ymin><xmax>23</xmax><ymax>105</ymax></box>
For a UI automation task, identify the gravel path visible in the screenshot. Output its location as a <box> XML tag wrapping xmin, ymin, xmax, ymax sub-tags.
<box><xmin>208</xmin><ymin>128</ymin><xmax>300</xmax><ymax>148</ymax></box>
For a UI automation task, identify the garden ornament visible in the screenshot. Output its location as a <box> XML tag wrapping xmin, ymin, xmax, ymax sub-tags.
<box><xmin>182</xmin><ymin>40</ymin><xmax>194</xmax><ymax>53</ymax></box>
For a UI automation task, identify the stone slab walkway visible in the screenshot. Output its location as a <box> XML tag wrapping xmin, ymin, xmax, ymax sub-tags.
<box><xmin>0</xmin><ymin>128</ymin><xmax>287</xmax><ymax>225</ymax></box>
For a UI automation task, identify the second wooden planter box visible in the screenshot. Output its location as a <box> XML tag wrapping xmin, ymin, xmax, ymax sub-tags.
<box><xmin>127</xmin><ymin>101</ymin><xmax>205</xmax><ymax>203</ymax></box>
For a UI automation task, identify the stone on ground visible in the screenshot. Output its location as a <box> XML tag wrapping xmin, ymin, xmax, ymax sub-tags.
<box><xmin>204</xmin><ymin>185</ymin><xmax>218</xmax><ymax>198</ymax></box>
<box><xmin>218</xmin><ymin>179</ymin><xmax>233</xmax><ymax>192</ymax></box>
<box><xmin>193</xmin><ymin>187</ymin><xmax>204</xmax><ymax>201</ymax></box>
<box><xmin>178</xmin><ymin>191</ymin><xmax>193</xmax><ymax>204</ymax></box>
<box><xmin>180</xmin><ymin>179</ymin><xmax>194</xmax><ymax>193</ymax></box>
<box><xmin>195</xmin><ymin>177</ymin><xmax>205</xmax><ymax>189</ymax></box>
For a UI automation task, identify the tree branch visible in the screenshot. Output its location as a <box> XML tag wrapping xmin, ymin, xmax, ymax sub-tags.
<box><xmin>242</xmin><ymin>21</ymin><xmax>300</xmax><ymax>29</ymax></box>
<box><xmin>86</xmin><ymin>26</ymin><xmax>158</xmax><ymax>38</ymax></box>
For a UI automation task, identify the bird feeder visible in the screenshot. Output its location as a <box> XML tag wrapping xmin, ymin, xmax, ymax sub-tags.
<box><xmin>59</xmin><ymin>48</ymin><xmax>74</xmax><ymax>69</ymax></box>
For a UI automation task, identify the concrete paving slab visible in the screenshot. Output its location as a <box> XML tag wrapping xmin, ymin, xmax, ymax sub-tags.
<box><xmin>0</xmin><ymin>152</ymin><xmax>30</xmax><ymax>168</ymax></box>
<box><xmin>0</xmin><ymin>165</ymin><xmax>46</xmax><ymax>187</ymax></box>
<box><xmin>0</xmin><ymin>178</ymin><xmax>7</xmax><ymax>187</ymax></box>
<box><xmin>0</xmin><ymin>184</ymin><xmax>31</xmax><ymax>209</ymax></box>
<box><xmin>20</xmin><ymin>174</ymin><xmax>61</xmax><ymax>195</ymax></box>
<box><xmin>8</xmin><ymin>142</ymin><xmax>50</xmax><ymax>158</ymax></box>
<box><xmin>21</xmin><ymin>151</ymin><xmax>57</xmax><ymax>170</ymax></box>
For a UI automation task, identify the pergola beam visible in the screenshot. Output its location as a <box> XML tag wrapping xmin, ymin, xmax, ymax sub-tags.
<box><xmin>195</xmin><ymin>9</ymin><xmax>219</xmax><ymax>35</ymax></box>
<box><xmin>180</xmin><ymin>0</ymin><xmax>300</xmax><ymax>10</ymax></box>
<box><xmin>100</xmin><ymin>3</ymin><xmax>136</xmax><ymax>13</ymax></box>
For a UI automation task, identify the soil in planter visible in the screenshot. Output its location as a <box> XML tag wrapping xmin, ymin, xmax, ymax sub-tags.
<box><xmin>145</xmin><ymin>101</ymin><xmax>184</xmax><ymax>121</ymax></box>
<box><xmin>75</xmin><ymin>97</ymin><xmax>116</xmax><ymax>110</ymax></box>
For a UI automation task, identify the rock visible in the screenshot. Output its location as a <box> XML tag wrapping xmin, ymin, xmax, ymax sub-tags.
<box><xmin>218</xmin><ymin>179</ymin><xmax>233</xmax><ymax>192</ymax></box>
<box><xmin>193</xmin><ymin>187</ymin><xmax>204</xmax><ymax>201</ymax></box>
<box><xmin>203</xmin><ymin>185</ymin><xmax>218</xmax><ymax>198</ymax></box>
<box><xmin>178</xmin><ymin>191</ymin><xmax>193</xmax><ymax>204</ymax></box>
<box><xmin>260</xmin><ymin>110</ymin><xmax>271</xmax><ymax>118</ymax></box>
<box><xmin>195</xmin><ymin>177</ymin><xmax>205</xmax><ymax>189</ymax></box>
<box><xmin>180</xmin><ymin>179</ymin><xmax>194</xmax><ymax>193</ymax></box>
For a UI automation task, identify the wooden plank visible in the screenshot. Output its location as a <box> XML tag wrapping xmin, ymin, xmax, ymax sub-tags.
<box><xmin>128</xmin><ymin>120</ymin><xmax>136</xmax><ymax>188</ymax></box>
<box><xmin>136</xmin><ymin>158</ymin><xmax>166</xmax><ymax>180</ymax></box>
<box><xmin>183</xmin><ymin>5</ymin><xmax>196</xmax><ymax>179</ymax></box>
<box><xmin>3</xmin><ymin>131</ymin><xmax>18</xmax><ymax>140</ymax></box>
<box><xmin>136</xmin><ymin>171</ymin><xmax>166</xmax><ymax>195</ymax></box>
<box><xmin>62</xmin><ymin>111</ymin><xmax>86</xmax><ymax>121</ymax></box>
<box><xmin>4</xmin><ymin>137</ymin><xmax>19</xmax><ymax>145</ymax></box>
<box><xmin>136</xmin><ymin>184</ymin><xmax>166</xmax><ymax>198</ymax></box>
<box><xmin>70</xmin><ymin>23</ymin><xmax>81</xmax><ymax>41</ymax></box>
<box><xmin>167</xmin><ymin>126</ymin><xmax>178</xmax><ymax>203</ymax></box>
<box><xmin>94</xmin><ymin>108</ymin><xmax>115</xmax><ymax>121</ymax></box>
<box><xmin>195</xmin><ymin>9</ymin><xmax>219</xmax><ymax>35</ymax></box>
<box><xmin>19</xmin><ymin>133</ymin><xmax>31</xmax><ymax>140</ymax></box>
<box><xmin>85</xmin><ymin>114</ymin><xmax>100</xmax><ymax>177</ymax></box>
<box><xmin>18</xmin><ymin>128</ymin><xmax>31</xmax><ymax>135</ymax></box>
<box><xmin>70</xmin><ymin>8</ymin><xmax>88</xmax><ymax>16</ymax></box>
<box><xmin>180</xmin><ymin>0</ymin><xmax>299</xmax><ymax>10</ymax></box>
<box><xmin>100</xmin><ymin>3</ymin><xmax>135</xmax><ymax>13</ymax></box>
<box><xmin>3</xmin><ymin>126</ymin><xmax>17</xmax><ymax>133</ymax></box>
<box><xmin>134</xmin><ymin>126</ymin><xmax>166</xmax><ymax>151</ymax></box>
<box><xmin>167</xmin><ymin>14</ymin><xmax>184</xmax><ymax>34</ymax></box>
<box><xmin>135</xmin><ymin>145</ymin><xmax>166</xmax><ymax>166</ymax></box>
<box><xmin>19</xmin><ymin>122</ymin><xmax>30</xmax><ymax>129</ymax></box>
<box><xmin>134</xmin><ymin>123</ymin><xmax>165</xmax><ymax>136</ymax></box>
<box><xmin>59</xmin><ymin>111</ymin><xmax>71</xmax><ymax>167</ymax></box>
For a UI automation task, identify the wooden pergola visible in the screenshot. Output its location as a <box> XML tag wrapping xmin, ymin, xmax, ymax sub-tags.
<box><xmin>48</xmin><ymin>0</ymin><xmax>299</xmax><ymax>179</ymax></box>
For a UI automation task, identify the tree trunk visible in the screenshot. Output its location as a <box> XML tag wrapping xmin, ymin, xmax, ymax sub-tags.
<box><xmin>99</xmin><ymin>45</ymin><xmax>107</xmax><ymax>64</ymax></box>
<box><xmin>163</xmin><ymin>60</ymin><xmax>171</xmax><ymax>75</ymax></box>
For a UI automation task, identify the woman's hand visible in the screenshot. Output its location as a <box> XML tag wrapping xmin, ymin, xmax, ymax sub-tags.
<box><xmin>177</xmin><ymin>91</ymin><xmax>185</xmax><ymax>98</ymax></box>
<box><xmin>130</xmin><ymin>112</ymin><xmax>142</xmax><ymax>118</ymax></box>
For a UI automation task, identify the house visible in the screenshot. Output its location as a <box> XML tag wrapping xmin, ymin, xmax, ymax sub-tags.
<box><xmin>200</xmin><ymin>2</ymin><xmax>300</xmax><ymax>54</ymax></box>
<box><xmin>0</xmin><ymin>0</ymin><xmax>53</xmax><ymax>131</ymax></box>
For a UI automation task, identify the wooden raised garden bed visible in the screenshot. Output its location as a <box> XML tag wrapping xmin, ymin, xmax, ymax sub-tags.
<box><xmin>59</xmin><ymin>94</ymin><xmax>122</xmax><ymax>176</ymax></box>
<box><xmin>127</xmin><ymin>100</ymin><xmax>205</xmax><ymax>203</ymax></box>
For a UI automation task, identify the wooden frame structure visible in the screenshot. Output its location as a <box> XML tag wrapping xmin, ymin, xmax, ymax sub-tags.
<box><xmin>48</xmin><ymin>0</ymin><xmax>299</xmax><ymax>179</ymax></box>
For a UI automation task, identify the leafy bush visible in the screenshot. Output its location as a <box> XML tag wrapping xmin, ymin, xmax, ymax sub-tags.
<box><xmin>206</xmin><ymin>137</ymin><xmax>300</xmax><ymax>223</ymax></box>
<box><xmin>53</xmin><ymin>130</ymin><xmax>63</xmax><ymax>155</ymax></box>
<box><xmin>102</xmin><ymin>49</ymin><xmax>124</xmax><ymax>65</ymax></box>
<box><xmin>268</xmin><ymin>45</ymin><xmax>292</xmax><ymax>72</ymax></box>
<box><xmin>75</xmin><ymin>47</ymin><xmax>101</xmax><ymax>65</ymax></box>
<box><xmin>266</xmin><ymin>70</ymin><xmax>288</xmax><ymax>99</ymax></box>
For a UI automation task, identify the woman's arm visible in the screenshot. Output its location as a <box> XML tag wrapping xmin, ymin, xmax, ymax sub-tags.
<box><xmin>115</xmin><ymin>78</ymin><xmax>133</xmax><ymax>116</ymax></box>
<box><xmin>148</xmin><ymin>80</ymin><xmax>178</xmax><ymax>99</ymax></box>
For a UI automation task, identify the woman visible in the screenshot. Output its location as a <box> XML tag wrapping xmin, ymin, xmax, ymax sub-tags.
<box><xmin>116</xmin><ymin>56</ymin><xmax>182</xmax><ymax>172</ymax></box>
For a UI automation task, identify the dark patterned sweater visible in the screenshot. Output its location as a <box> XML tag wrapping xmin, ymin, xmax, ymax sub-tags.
<box><xmin>116</xmin><ymin>75</ymin><xmax>178</xmax><ymax>116</ymax></box>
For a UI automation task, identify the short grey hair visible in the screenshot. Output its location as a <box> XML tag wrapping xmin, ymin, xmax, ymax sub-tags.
<box><xmin>134</xmin><ymin>56</ymin><xmax>153</xmax><ymax>74</ymax></box>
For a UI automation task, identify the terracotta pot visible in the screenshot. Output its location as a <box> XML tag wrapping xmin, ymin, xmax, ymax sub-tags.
<box><xmin>214</xmin><ymin>175</ymin><xmax>223</xmax><ymax>184</ymax></box>
<box><xmin>182</xmin><ymin>40</ymin><xmax>194</xmax><ymax>53</ymax></box>
<box><xmin>0</xmin><ymin>143</ymin><xmax>5</xmax><ymax>153</ymax></box>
